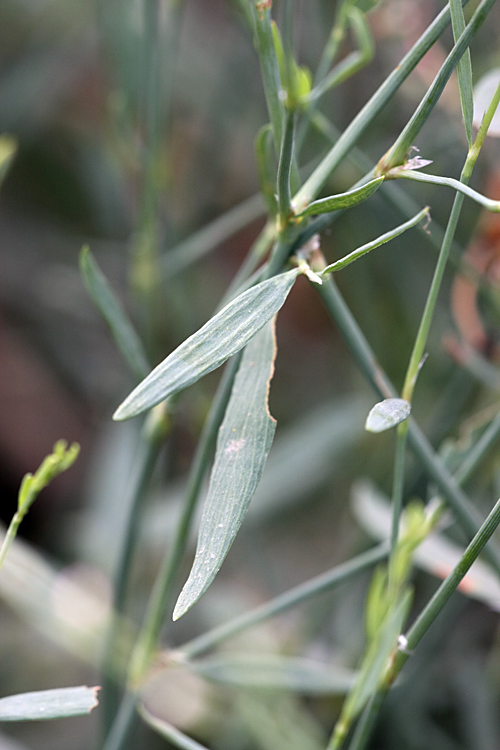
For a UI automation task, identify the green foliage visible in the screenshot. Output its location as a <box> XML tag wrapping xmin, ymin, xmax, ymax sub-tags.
<box><xmin>5</xmin><ymin>2</ymin><xmax>500</xmax><ymax>750</ymax></box>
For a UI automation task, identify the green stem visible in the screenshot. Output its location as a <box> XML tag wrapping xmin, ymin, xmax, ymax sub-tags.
<box><xmin>343</xmin><ymin>689</ymin><xmax>387</xmax><ymax>750</ymax></box>
<box><xmin>379</xmin><ymin>0</ymin><xmax>495</xmax><ymax>172</ymax></box>
<box><xmin>392</xmin><ymin>170</ymin><xmax>500</xmax><ymax>213</ymax></box>
<box><xmin>401</xmin><ymin>79</ymin><xmax>500</xmax><ymax>405</ymax></box>
<box><xmin>389</xmin><ymin>424</ymin><xmax>408</xmax><ymax>559</ymax></box>
<box><xmin>293</xmin><ymin>1</ymin><xmax>465</xmax><ymax>209</ymax></box>
<box><xmin>314</xmin><ymin>277</ymin><xmax>500</xmax><ymax>576</ymax></box>
<box><xmin>101</xmin><ymin>417</ymin><xmax>166</xmax><ymax>731</ymax></box>
<box><xmin>0</xmin><ymin>512</ymin><xmax>23</xmax><ymax>572</ymax></box>
<box><xmin>394</xmin><ymin>495</ymin><xmax>500</xmax><ymax>676</ymax></box>
<box><xmin>101</xmin><ymin>692</ymin><xmax>138</xmax><ymax>750</ymax></box>
<box><xmin>179</xmin><ymin>543</ymin><xmax>388</xmax><ymax>659</ymax></box>
<box><xmin>161</xmin><ymin>194</ymin><xmax>265</xmax><ymax>277</ymax></box>
<box><xmin>454</xmin><ymin>410</ymin><xmax>500</xmax><ymax>487</ymax></box>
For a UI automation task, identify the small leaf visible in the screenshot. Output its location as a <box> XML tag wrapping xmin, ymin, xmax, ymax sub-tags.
<box><xmin>365</xmin><ymin>398</ymin><xmax>411</xmax><ymax>433</ymax></box>
<box><xmin>296</xmin><ymin>177</ymin><xmax>383</xmax><ymax>217</ymax></box>
<box><xmin>114</xmin><ymin>269</ymin><xmax>299</xmax><ymax>421</ymax></box>
<box><xmin>0</xmin><ymin>686</ymin><xmax>99</xmax><ymax>722</ymax></box>
<box><xmin>189</xmin><ymin>654</ymin><xmax>356</xmax><ymax>694</ymax></box>
<box><xmin>173</xmin><ymin>321</ymin><xmax>278</xmax><ymax>620</ymax></box>
<box><xmin>80</xmin><ymin>247</ymin><xmax>149</xmax><ymax>380</ymax></box>
<box><xmin>473</xmin><ymin>68</ymin><xmax>500</xmax><ymax>137</ymax></box>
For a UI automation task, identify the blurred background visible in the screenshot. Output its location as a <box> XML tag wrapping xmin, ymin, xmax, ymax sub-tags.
<box><xmin>2</xmin><ymin>0</ymin><xmax>500</xmax><ymax>747</ymax></box>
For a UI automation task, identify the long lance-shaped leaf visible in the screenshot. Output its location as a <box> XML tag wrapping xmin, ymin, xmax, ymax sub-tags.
<box><xmin>173</xmin><ymin>321</ymin><xmax>278</xmax><ymax>621</ymax></box>
<box><xmin>296</xmin><ymin>177</ymin><xmax>383</xmax><ymax>217</ymax></box>
<box><xmin>80</xmin><ymin>247</ymin><xmax>149</xmax><ymax>380</ymax></box>
<box><xmin>0</xmin><ymin>686</ymin><xmax>99</xmax><ymax>722</ymax></box>
<box><xmin>113</xmin><ymin>269</ymin><xmax>299</xmax><ymax>421</ymax></box>
<box><xmin>450</xmin><ymin>0</ymin><xmax>474</xmax><ymax>144</ymax></box>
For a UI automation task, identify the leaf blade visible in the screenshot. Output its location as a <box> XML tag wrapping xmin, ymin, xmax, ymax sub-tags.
<box><xmin>296</xmin><ymin>177</ymin><xmax>383</xmax><ymax>217</ymax></box>
<box><xmin>80</xmin><ymin>247</ymin><xmax>149</xmax><ymax>380</ymax></box>
<box><xmin>173</xmin><ymin>321</ymin><xmax>278</xmax><ymax>620</ymax></box>
<box><xmin>0</xmin><ymin>686</ymin><xmax>99</xmax><ymax>722</ymax></box>
<box><xmin>114</xmin><ymin>269</ymin><xmax>299</xmax><ymax>421</ymax></box>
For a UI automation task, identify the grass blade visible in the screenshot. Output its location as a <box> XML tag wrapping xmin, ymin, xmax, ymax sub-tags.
<box><xmin>0</xmin><ymin>686</ymin><xmax>99</xmax><ymax>722</ymax></box>
<box><xmin>173</xmin><ymin>321</ymin><xmax>278</xmax><ymax>620</ymax></box>
<box><xmin>80</xmin><ymin>247</ymin><xmax>149</xmax><ymax>380</ymax></box>
<box><xmin>113</xmin><ymin>269</ymin><xmax>299</xmax><ymax>421</ymax></box>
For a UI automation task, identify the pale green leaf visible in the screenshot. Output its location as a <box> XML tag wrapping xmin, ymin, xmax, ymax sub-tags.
<box><xmin>450</xmin><ymin>0</ymin><xmax>473</xmax><ymax>144</ymax></box>
<box><xmin>0</xmin><ymin>686</ymin><xmax>99</xmax><ymax>722</ymax></box>
<box><xmin>189</xmin><ymin>654</ymin><xmax>356</xmax><ymax>694</ymax></box>
<box><xmin>365</xmin><ymin>398</ymin><xmax>411</xmax><ymax>433</ymax></box>
<box><xmin>173</xmin><ymin>321</ymin><xmax>278</xmax><ymax>620</ymax></box>
<box><xmin>296</xmin><ymin>177</ymin><xmax>383</xmax><ymax>217</ymax></box>
<box><xmin>80</xmin><ymin>247</ymin><xmax>149</xmax><ymax>380</ymax></box>
<box><xmin>114</xmin><ymin>269</ymin><xmax>299</xmax><ymax>421</ymax></box>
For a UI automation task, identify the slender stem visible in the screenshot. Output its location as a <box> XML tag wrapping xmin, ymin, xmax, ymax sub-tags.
<box><xmin>293</xmin><ymin>1</ymin><xmax>464</xmax><ymax>209</ymax></box>
<box><xmin>179</xmin><ymin>543</ymin><xmax>388</xmax><ymax>659</ymax></box>
<box><xmin>160</xmin><ymin>194</ymin><xmax>265</xmax><ymax>277</ymax></box>
<box><xmin>101</xmin><ymin>692</ymin><xmax>138</xmax><ymax>750</ymax></box>
<box><xmin>401</xmin><ymin>79</ymin><xmax>500</xmax><ymax>405</ymax></box>
<box><xmin>392</xmin><ymin>170</ymin><xmax>500</xmax><ymax>213</ymax></box>
<box><xmin>101</xmin><ymin>419</ymin><xmax>165</xmax><ymax>731</ymax></box>
<box><xmin>314</xmin><ymin>277</ymin><xmax>500</xmax><ymax>576</ymax></box>
<box><xmin>389</xmin><ymin>425</ymin><xmax>408</xmax><ymax>558</ymax></box>
<box><xmin>454</xmin><ymin>410</ymin><xmax>500</xmax><ymax>487</ymax></box>
<box><xmin>379</xmin><ymin>0</ymin><xmax>495</xmax><ymax>172</ymax></box>
<box><xmin>138</xmin><ymin>706</ymin><xmax>211</xmax><ymax>750</ymax></box>
<box><xmin>394</xmin><ymin>496</ymin><xmax>500</xmax><ymax>676</ymax></box>
<box><xmin>0</xmin><ymin>513</ymin><xmax>23</xmax><ymax>572</ymax></box>
<box><xmin>343</xmin><ymin>689</ymin><xmax>387</xmax><ymax>750</ymax></box>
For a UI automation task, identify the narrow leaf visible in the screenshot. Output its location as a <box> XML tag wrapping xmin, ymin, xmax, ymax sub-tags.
<box><xmin>189</xmin><ymin>654</ymin><xmax>356</xmax><ymax>694</ymax></box>
<box><xmin>173</xmin><ymin>321</ymin><xmax>278</xmax><ymax>620</ymax></box>
<box><xmin>365</xmin><ymin>398</ymin><xmax>411</xmax><ymax>433</ymax></box>
<box><xmin>450</xmin><ymin>0</ymin><xmax>474</xmax><ymax>144</ymax></box>
<box><xmin>320</xmin><ymin>207</ymin><xmax>429</xmax><ymax>275</ymax></box>
<box><xmin>0</xmin><ymin>686</ymin><xmax>99</xmax><ymax>722</ymax></box>
<box><xmin>80</xmin><ymin>247</ymin><xmax>149</xmax><ymax>380</ymax></box>
<box><xmin>114</xmin><ymin>269</ymin><xmax>299</xmax><ymax>421</ymax></box>
<box><xmin>296</xmin><ymin>177</ymin><xmax>383</xmax><ymax>217</ymax></box>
